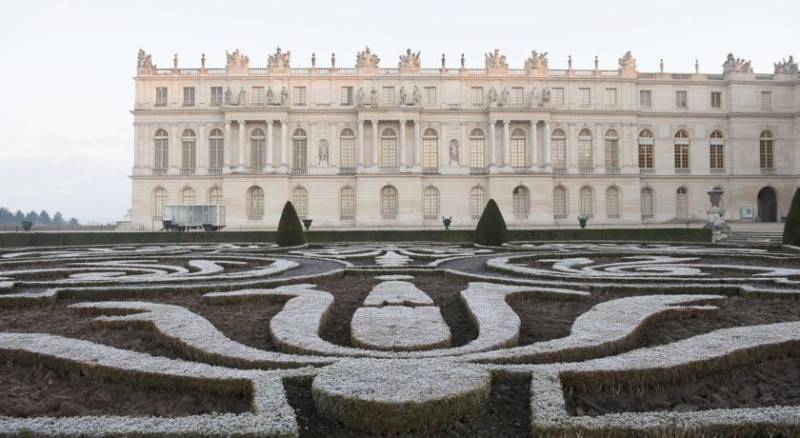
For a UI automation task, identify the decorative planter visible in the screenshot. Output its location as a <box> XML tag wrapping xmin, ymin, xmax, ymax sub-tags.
<box><xmin>441</xmin><ymin>216</ymin><xmax>452</xmax><ymax>230</ymax></box>
<box><xmin>578</xmin><ymin>215</ymin><xmax>589</xmax><ymax>229</ymax></box>
<box><xmin>21</xmin><ymin>221</ymin><xmax>33</xmax><ymax>232</ymax></box>
<box><xmin>302</xmin><ymin>219</ymin><xmax>313</xmax><ymax>231</ymax></box>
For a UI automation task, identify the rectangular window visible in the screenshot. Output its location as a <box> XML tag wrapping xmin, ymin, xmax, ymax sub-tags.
<box><xmin>293</xmin><ymin>86</ymin><xmax>307</xmax><ymax>106</ymax></box>
<box><xmin>382</xmin><ymin>86</ymin><xmax>395</xmax><ymax>105</ymax></box>
<box><xmin>252</xmin><ymin>86</ymin><xmax>265</xmax><ymax>105</ymax></box>
<box><xmin>605</xmin><ymin>88</ymin><xmax>617</xmax><ymax>106</ymax></box>
<box><xmin>639</xmin><ymin>90</ymin><xmax>652</xmax><ymax>107</ymax></box>
<box><xmin>552</xmin><ymin>88</ymin><xmax>565</xmax><ymax>106</ymax></box>
<box><xmin>710</xmin><ymin>144</ymin><xmax>724</xmax><ymax>169</ymax></box>
<box><xmin>340</xmin><ymin>86</ymin><xmax>353</xmax><ymax>105</ymax></box>
<box><xmin>424</xmin><ymin>86</ymin><xmax>437</xmax><ymax>104</ymax></box>
<box><xmin>578</xmin><ymin>88</ymin><xmax>591</xmax><ymax>106</ymax></box>
<box><xmin>760</xmin><ymin>91</ymin><xmax>772</xmax><ymax>110</ymax></box>
<box><xmin>182</xmin><ymin>87</ymin><xmax>195</xmax><ymax>106</ymax></box>
<box><xmin>471</xmin><ymin>87</ymin><xmax>484</xmax><ymax>106</ymax></box>
<box><xmin>710</xmin><ymin>91</ymin><xmax>722</xmax><ymax>108</ymax></box>
<box><xmin>674</xmin><ymin>144</ymin><xmax>689</xmax><ymax>170</ymax></box>
<box><xmin>210</xmin><ymin>87</ymin><xmax>223</xmax><ymax>106</ymax></box>
<box><xmin>511</xmin><ymin>87</ymin><xmax>524</xmax><ymax>106</ymax></box>
<box><xmin>676</xmin><ymin>90</ymin><xmax>688</xmax><ymax>108</ymax></box>
<box><xmin>155</xmin><ymin>87</ymin><xmax>168</xmax><ymax>106</ymax></box>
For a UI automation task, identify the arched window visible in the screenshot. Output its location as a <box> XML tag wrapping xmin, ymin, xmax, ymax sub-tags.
<box><xmin>470</xmin><ymin>186</ymin><xmax>486</xmax><ymax>219</ymax></box>
<box><xmin>553</xmin><ymin>186</ymin><xmax>567</xmax><ymax>219</ymax></box>
<box><xmin>606</xmin><ymin>186</ymin><xmax>620</xmax><ymax>218</ymax></box>
<box><xmin>578</xmin><ymin>128</ymin><xmax>593</xmax><ymax>173</ymax></box>
<box><xmin>208</xmin><ymin>128</ymin><xmax>224</xmax><ymax>175</ymax></box>
<box><xmin>208</xmin><ymin>186</ymin><xmax>223</xmax><ymax>204</ymax></box>
<box><xmin>760</xmin><ymin>130</ymin><xmax>774</xmax><ymax>172</ymax></box>
<box><xmin>551</xmin><ymin>129</ymin><xmax>567</xmax><ymax>173</ymax></box>
<box><xmin>180</xmin><ymin>187</ymin><xmax>196</xmax><ymax>204</ymax></box>
<box><xmin>512</xmin><ymin>185</ymin><xmax>530</xmax><ymax>219</ymax></box>
<box><xmin>641</xmin><ymin>188</ymin><xmax>654</xmax><ymax>218</ymax></box>
<box><xmin>638</xmin><ymin>129</ymin><xmax>654</xmax><ymax>173</ymax></box>
<box><xmin>247</xmin><ymin>186</ymin><xmax>265</xmax><ymax>220</ymax></box>
<box><xmin>422</xmin><ymin>186</ymin><xmax>439</xmax><ymax>219</ymax></box>
<box><xmin>339</xmin><ymin>187</ymin><xmax>356</xmax><ymax>221</ymax></box>
<box><xmin>380</xmin><ymin>186</ymin><xmax>398</xmax><ymax>220</ymax></box>
<box><xmin>153</xmin><ymin>187</ymin><xmax>168</xmax><ymax>219</ymax></box>
<box><xmin>250</xmin><ymin>128</ymin><xmax>266</xmax><ymax>171</ymax></box>
<box><xmin>181</xmin><ymin>129</ymin><xmax>196</xmax><ymax>175</ymax></box>
<box><xmin>339</xmin><ymin>128</ymin><xmax>356</xmax><ymax>172</ymax></box>
<box><xmin>674</xmin><ymin>129</ymin><xmax>690</xmax><ymax>173</ymax></box>
<box><xmin>380</xmin><ymin>128</ymin><xmax>398</xmax><ymax>172</ymax></box>
<box><xmin>510</xmin><ymin>128</ymin><xmax>527</xmax><ymax>168</ymax></box>
<box><xmin>676</xmin><ymin>187</ymin><xmax>689</xmax><ymax>219</ymax></box>
<box><xmin>153</xmin><ymin>129</ymin><xmax>169</xmax><ymax>174</ymax></box>
<box><xmin>709</xmin><ymin>130</ymin><xmax>725</xmax><ymax>172</ymax></box>
<box><xmin>292</xmin><ymin>128</ymin><xmax>307</xmax><ymax>174</ymax></box>
<box><xmin>293</xmin><ymin>187</ymin><xmax>309</xmax><ymax>219</ymax></box>
<box><xmin>604</xmin><ymin>129</ymin><xmax>619</xmax><ymax>173</ymax></box>
<box><xmin>579</xmin><ymin>186</ymin><xmax>594</xmax><ymax>217</ymax></box>
<box><xmin>469</xmin><ymin>128</ymin><xmax>486</xmax><ymax>171</ymax></box>
<box><xmin>422</xmin><ymin>128</ymin><xmax>438</xmax><ymax>172</ymax></box>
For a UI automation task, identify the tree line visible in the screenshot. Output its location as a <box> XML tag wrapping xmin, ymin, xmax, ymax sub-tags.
<box><xmin>0</xmin><ymin>207</ymin><xmax>79</xmax><ymax>226</ymax></box>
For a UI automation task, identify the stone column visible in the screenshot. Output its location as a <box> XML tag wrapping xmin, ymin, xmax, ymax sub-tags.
<box><xmin>371</xmin><ymin>119</ymin><xmax>379</xmax><ymax>168</ymax></box>
<box><xmin>265</xmin><ymin>119</ymin><xmax>274</xmax><ymax>171</ymax></box>
<box><xmin>132</xmin><ymin>122</ymin><xmax>141</xmax><ymax>170</ymax></box>
<box><xmin>568</xmin><ymin>123</ymin><xmax>577</xmax><ymax>172</ymax></box>
<box><xmin>197</xmin><ymin>123</ymin><xmax>207</xmax><ymax>174</ymax></box>
<box><xmin>357</xmin><ymin>120</ymin><xmax>364</xmax><ymax>169</ymax></box>
<box><xmin>502</xmin><ymin>120</ymin><xmax>510</xmax><ymax>167</ymax></box>
<box><xmin>414</xmin><ymin>119</ymin><xmax>421</xmax><ymax>168</ymax></box>
<box><xmin>237</xmin><ymin>120</ymin><xmax>246</xmax><ymax>172</ymax></box>
<box><xmin>399</xmin><ymin>119</ymin><xmax>407</xmax><ymax>169</ymax></box>
<box><xmin>280</xmin><ymin>119</ymin><xmax>288</xmax><ymax>172</ymax></box>
<box><xmin>330</xmin><ymin>123</ymin><xmax>337</xmax><ymax>168</ymax></box>
<box><xmin>529</xmin><ymin>120</ymin><xmax>538</xmax><ymax>170</ymax></box>
<box><xmin>595</xmin><ymin>122</ymin><xmax>604</xmax><ymax>172</ymax></box>
<box><xmin>169</xmin><ymin>123</ymin><xmax>179</xmax><ymax>174</ymax></box>
<box><xmin>460</xmin><ymin>123</ymin><xmax>466</xmax><ymax>168</ymax></box>
<box><xmin>489</xmin><ymin>121</ymin><xmax>497</xmax><ymax>167</ymax></box>
<box><xmin>224</xmin><ymin>121</ymin><xmax>232</xmax><ymax>172</ymax></box>
<box><xmin>543</xmin><ymin>120</ymin><xmax>551</xmax><ymax>168</ymax></box>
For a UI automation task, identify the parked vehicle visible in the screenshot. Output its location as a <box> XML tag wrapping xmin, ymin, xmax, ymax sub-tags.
<box><xmin>162</xmin><ymin>205</ymin><xmax>225</xmax><ymax>231</ymax></box>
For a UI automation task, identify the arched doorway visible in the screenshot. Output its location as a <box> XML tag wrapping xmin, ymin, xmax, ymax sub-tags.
<box><xmin>757</xmin><ymin>187</ymin><xmax>777</xmax><ymax>222</ymax></box>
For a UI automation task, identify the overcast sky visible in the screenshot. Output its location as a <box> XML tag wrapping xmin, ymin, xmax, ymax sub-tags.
<box><xmin>0</xmin><ymin>0</ymin><xmax>796</xmax><ymax>223</ymax></box>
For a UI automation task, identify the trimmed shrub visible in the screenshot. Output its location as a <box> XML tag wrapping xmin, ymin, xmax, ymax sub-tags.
<box><xmin>474</xmin><ymin>199</ymin><xmax>508</xmax><ymax>246</ymax></box>
<box><xmin>782</xmin><ymin>188</ymin><xmax>800</xmax><ymax>245</ymax></box>
<box><xmin>276</xmin><ymin>201</ymin><xmax>305</xmax><ymax>247</ymax></box>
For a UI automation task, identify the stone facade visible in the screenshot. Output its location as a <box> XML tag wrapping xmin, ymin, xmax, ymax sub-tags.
<box><xmin>130</xmin><ymin>48</ymin><xmax>800</xmax><ymax>230</ymax></box>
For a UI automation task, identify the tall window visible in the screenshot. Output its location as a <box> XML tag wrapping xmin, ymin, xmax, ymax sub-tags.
<box><xmin>153</xmin><ymin>129</ymin><xmax>169</xmax><ymax>174</ymax></box>
<box><xmin>181</xmin><ymin>187</ymin><xmax>196</xmax><ymax>204</ymax></box>
<box><xmin>578</xmin><ymin>128</ymin><xmax>593</xmax><ymax>173</ymax></box>
<box><xmin>183</xmin><ymin>87</ymin><xmax>195</xmax><ymax>106</ymax></box>
<box><xmin>292</xmin><ymin>128</ymin><xmax>307</xmax><ymax>173</ymax></box>
<box><xmin>250</xmin><ymin>128</ymin><xmax>266</xmax><ymax>171</ymax></box>
<box><xmin>293</xmin><ymin>87</ymin><xmax>307</xmax><ymax>106</ymax></box>
<box><xmin>340</xmin><ymin>86</ymin><xmax>354</xmax><ymax>105</ymax></box>
<box><xmin>760</xmin><ymin>91</ymin><xmax>772</xmax><ymax>110</ymax></box>
<box><xmin>208</xmin><ymin>128</ymin><xmax>224</xmax><ymax>175</ymax></box>
<box><xmin>674</xmin><ymin>130</ymin><xmax>690</xmax><ymax>173</ymax></box>
<box><xmin>339</xmin><ymin>187</ymin><xmax>356</xmax><ymax>221</ymax></box>
<box><xmin>380</xmin><ymin>186</ymin><xmax>398</xmax><ymax>220</ymax></box>
<box><xmin>380</xmin><ymin>128</ymin><xmax>398</xmax><ymax>171</ymax></box>
<box><xmin>252</xmin><ymin>87</ymin><xmax>265</xmax><ymax>105</ymax></box>
<box><xmin>639</xmin><ymin>90</ymin><xmax>652</xmax><ymax>107</ymax></box>
<box><xmin>676</xmin><ymin>187</ymin><xmax>689</xmax><ymax>219</ymax></box>
<box><xmin>604</xmin><ymin>129</ymin><xmax>619</xmax><ymax>173</ymax></box>
<box><xmin>247</xmin><ymin>187</ymin><xmax>265</xmax><ymax>220</ymax></box>
<box><xmin>469</xmin><ymin>128</ymin><xmax>486</xmax><ymax>170</ymax></box>
<box><xmin>760</xmin><ymin>130</ymin><xmax>774</xmax><ymax>171</ymax></box>
<box><xmin>153</xmin><ymin>188</ymin><xmax>168</xmax><ymax>220</ymax></box>
<box><xmin>181</xmin><ymin>129</ymin><xmax>196</xmax><ymax>174</ymax></box>
<box><xmin>210</xmin><ymin>87</ymin><xmax>223</xmax><ymax>106</ymax></box>
<box><xmin>553</xmin><ymin>186</ymin><xmax>567</xmax><ymax>219</ymax></box>
<box><xmin>510</xmin><ymin>128</ymin><xmax>526</xmax><ymax>168</ymax></box>
<box><xmin>709</xmin><ymin>130</ymin><xmax>725</xmax><ymax>172</ymax></box>
<box><xmin>606</xmin><ymin>186</ymin><xmax>620</xmax><ymax>218</ymax></box>
<box><xmin>293</xmin><ymin>187</ymin><xmax>309</xmax><ymax>219</ymax></box>
<box><xmin>638</xmin><ymin>129</ymin><xmax>654</xmax><ymax>173</ymax></box>
<box><xmin>471</xmin><ymin>87</ymin><xmax>484</xmax><ymax>106</ymax></box>
<box><xmin>551</xmin><ymin>129</ymin><xmax>567</xmax><ymax>173</ymax></box>
<box><xmin>511</xmin><ymin>87</ymin><xmax>524</xmax><ymax>106</ymax></box>
<box><xmin>578</xmin><ymin>88</ymin><xmax>591</xmax><ymax>106</ymax></box>
<box><xmin>339</xmin><ymin>128</ymin><xmax>356</xmax><ymax>172</ymax></box>
<box><xmin>422</xmin><ymin>128</ymin><xmax>439</xmax><ymax>172</ymax></box>
<box><xmin>710</xmin><ymin>91</ymin><xmax>722</xmax><ymax>108</ymax></box>
<box><xmin>552</xmin><ymin>88</ymin><xmax>565</xmax><ymax>106</ymax></box>
<box><xmin>208</xmin><ymin>187</ymin><xmax>223</xmax><ymax>204</ymax></box>
<box><xmin>605</xmin><ymin>88</ymin><xmax>617</xmax><ymax>106</ymax></box>
<box><xmin>676</xmin><ymin>90</ymin><xmax>688</xmax><ymax>108</ymax></box>
<box><xmin>155</xmin><ymin>87</ymin><xmax>168</xmax><ymax>106</ymax></box>
<box><xmin>382</xmin><ymin>87</ymin><xmax>395</xmax><ymax>105</ymax></box>
<box><xmin>425</xmin><ymin>87</ymin><xmax>437</xmax><ymax>104</ymax></box>
<box><xmin>470</xmin><ymin>186</ymin><xmax>486</xmax><ymax>219</ymax></box>
<box><xmin>422</xmin><ymin>186</ymin><xmax>439</xmax><ymax>220</ymax></box>
<box><xmin>579</xmin><ymin>186</ymin><xmax>594</xmax><ymax>217</ymax></box>
<box><xmin>512</xmin><ymin>186</ymin><xmax>530</xmax><ymax>219</ymax></box>
<box><xmin>640</xmin><ymin>188</ymin><xmax>654</xmax><ymax>218</ymax></box>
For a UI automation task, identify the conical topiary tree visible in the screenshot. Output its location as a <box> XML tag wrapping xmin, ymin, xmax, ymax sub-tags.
<box><xmin>276</xmin><ymin>201</ymin><xmax>306</xmax><ymax>247</ymax></box>
<box><xmin>474</xmin><ymin>199</ymin><xmax>508</xmax><ymax>246</ymax></box>
<box><xmin>782</xmin><ymin>188</ymin><xmax>800</xmax><ymax>245</ymax></box>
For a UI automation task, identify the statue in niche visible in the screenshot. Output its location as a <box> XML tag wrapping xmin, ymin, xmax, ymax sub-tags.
<box><xmin>399</xmin><ymin>86</ymin><xmax>407</xmax><ymax>105</ymax></box>
<box><xmin>224</xmin><ymin>87</ymin><xmax>234</xmax><ymax>105</ymax></box>
<box><xmin>357</xmin><ymin>87</ymin><xmax>365</xmax><ymax>107</ymax></box>
<box><xmin>280</xmin><ymin>86</ymin><xmax>289</xmax><ymax>106</ymax></box>
<box><xmin>449</xmin><ymin>139</ymin><xmax>460</xmax><ymax>165</ymax></box>
<box><xmin>266</xmin><ymin>87</ymin><xmax>275</xmax><ymax>105</ymax></box>
<box><xmin>499</xmin><ymin>88</ymin><xmax>510</xmax><ymax>107</ymax></box>
<box><xmin>488</xmin><ymin>87</ymin><xmax>498</xmax><ymax>105</ymax></box>
<box><xmin>237</xmin><ymin>87</ymin><xmax>246</xmax><ymax>106</ymax></box>
<box><xmin>318</xmin><ymin>139</ymin><xmax>329</xmax><ymax>166</ymax></box>
<box><xmin>412</xmin><ymin>85</ymin><xmax>422</xmax><ymax>105</ymax></box>
<box><xmin>541</xmin><ymin>87</ymin><xmax>551</xmax><ymax>106</ymax></box>
<box><xmin>530</xmin><ymin>87</ymin><xmax>538</xmax><ymax>108</ymax></box>
<box><xmin>370</xmin><ymin>87</ymin><xmax>378</xmax><ymax>107</ymax></box>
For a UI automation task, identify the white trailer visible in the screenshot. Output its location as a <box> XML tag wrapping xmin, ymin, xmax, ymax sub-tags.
<box><xmin>162</xmin><ymin>205</ymin><xmax>225</xmax><ymax>231</ymax></box>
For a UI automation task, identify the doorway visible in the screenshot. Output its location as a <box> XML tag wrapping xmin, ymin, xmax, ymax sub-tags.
<box><xmin>757</xmin><ymin>187</ymin><xmax>777</xmax><ymax>222</ymax></box>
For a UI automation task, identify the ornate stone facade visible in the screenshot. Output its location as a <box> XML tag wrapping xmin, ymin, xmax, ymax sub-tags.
<box><xmin>130</xmin><ymin>48</ymin><xmax>800</xmax><ymax>230</ymax></box>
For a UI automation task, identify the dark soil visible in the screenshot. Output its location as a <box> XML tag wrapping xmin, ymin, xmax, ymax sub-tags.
<box><xmin>285</xmin><ymin>375</ymin><xmax>531</xmax><ymax>438</ymax></box>
<box><xmin>566</xmin><ymin>356</ymin><xmax>800</xmax><ymax>416</ymax></box>
<box><xmin>0</xmin><ymin>361</ymin><xmax>250</xmax><ymax>417</ymax></box>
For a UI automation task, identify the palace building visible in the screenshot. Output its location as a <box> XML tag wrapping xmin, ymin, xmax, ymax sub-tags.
<box><xmin>130</xmin><ymin>48</ymin><xmax>800</xmax><ymax>230</ymax></box>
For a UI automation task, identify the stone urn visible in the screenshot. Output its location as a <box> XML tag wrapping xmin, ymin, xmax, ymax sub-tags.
<box><xmin>705</xmin><ymin>185</ymin><xmax>731</xmax><ymax>238</ymax></box>
<box><xmin>441</xmin><ymin>216</ymin><xmax>452</xmax><ymax>230</ymax></box>
<box><xmin>21</xmin><ymin>220</ymin><xmax>33</xmax><ymax>232</ymax></box>
<box><xmin>302</xmin><ymin>219</ymin><xmax>313</xmax><ymax>231</ymax></box>
<box><xmin>578</xmin><ymin>215</ymin><xmax>589</xmax><ymax>229</ymax></box>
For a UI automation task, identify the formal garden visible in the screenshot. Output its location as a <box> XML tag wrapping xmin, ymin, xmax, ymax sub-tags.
<box><xmin>1</xmin><ymin>199</ymin><xmax>799</xmax><ymax>437</ymax></box>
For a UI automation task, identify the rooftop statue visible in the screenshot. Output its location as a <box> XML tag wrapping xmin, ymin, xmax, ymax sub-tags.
<box><xmin>136</xmin><ymin>49</ymin><xmax>155</xmax><ymax>72</ymax></box>
<box><xmin>722</xmin><ymin>53</ymin><xmax>752</xmax><ymax>74</ymax></box>
<box><xmin>618</xmin><ymin>51</ymin><xmax>637</xmax><ymax>73</ymax></box>
<box><xmin>485</xmin><ymin>49</ymin><xmax>508</xmax><ymax>69</ymax></box>
<box><xmin>774</xmin><ymin>56</ymin><xmax>798</xmax><ymax>74</ymax></box>
<box><xmin>268</xmin><ymin>46</ymin><xmax>291</xmax><ymax>69</ymax></box>
<box><xmin>226</xmin><ymin>49</ymin><xmax>250</xmax><ymax>69</ymax></box>
<box><xmin>524</xmin><ymin>50</ymin><xmax>549</xmax><ymax>71</ymax></box>
<box><xmin>399</xmin><ymin>48</ymin><xmax>421</xmax><ymax>69</ymax></box>
<box><xmin>356</xmin><ymin>46</ymin><xmax>380</xmax><ymax>68</ymax></box>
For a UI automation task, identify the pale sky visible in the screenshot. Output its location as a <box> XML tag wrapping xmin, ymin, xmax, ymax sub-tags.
<box><xmin>0</xmin><ymin>0</ymin><xmax>796</xmax><ymax>223</ymax></box>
